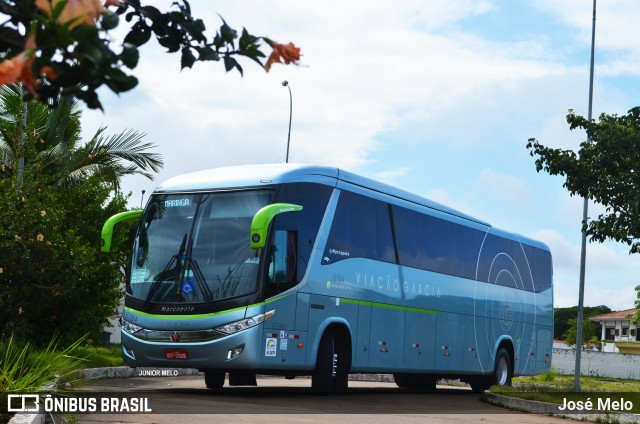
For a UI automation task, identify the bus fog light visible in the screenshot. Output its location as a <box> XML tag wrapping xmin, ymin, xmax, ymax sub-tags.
<box><xmin>123</xmin><ymin>345</ymin><xmax>136</xmax><ymax>359</ymax></box>
<box><xmin>227</xmin><ymin>344</ymin><xmax>245</xmax><ymax>360</ymax></box>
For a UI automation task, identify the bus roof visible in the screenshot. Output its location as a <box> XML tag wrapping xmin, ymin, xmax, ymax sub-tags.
<box><xmin>155</xmin><ymin>163</ymin><xmax>552</xmax><ymax>251</ymax></box>
<box><xmin>155</xmin><ymin>163</ymin><xmax>491</xmax><ymax>227</ymax></box>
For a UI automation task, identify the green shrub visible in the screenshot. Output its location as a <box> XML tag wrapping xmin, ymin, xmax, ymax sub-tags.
<box><xmin>0</xmin><ymin>335</ymin><xmax>90</xmax><ymax>421</ymax></box>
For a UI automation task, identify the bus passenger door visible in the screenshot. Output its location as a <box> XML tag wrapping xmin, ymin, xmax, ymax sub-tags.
<box><xmin>260</xmin><ymin>230</ymin><xmax>304</xmax><ymax>368</ymax></box>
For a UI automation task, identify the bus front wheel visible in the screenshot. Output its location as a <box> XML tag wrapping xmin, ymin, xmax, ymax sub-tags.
<box><xmin>204</xmin><ymin>370</ymin><xmax>225</xmax><ymax>390</ymax></box>
<box><xmin>312</xmin><ymin>331</ymin><xmax>349</xmax><ymax>393</ymax></box>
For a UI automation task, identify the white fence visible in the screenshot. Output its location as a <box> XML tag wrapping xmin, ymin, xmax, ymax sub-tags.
<box><xmin>552</xmin><ymin>348</ymin><xmax>640</xmax><ymax>379</ymax></box>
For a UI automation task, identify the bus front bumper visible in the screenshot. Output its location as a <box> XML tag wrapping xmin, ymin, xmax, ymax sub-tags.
<box><xmin>121</xmin><ymin>325</ymin><xmax>263</xmax><ymax>369</ymax></box>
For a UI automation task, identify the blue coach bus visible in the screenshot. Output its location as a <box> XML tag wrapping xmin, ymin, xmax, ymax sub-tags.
<box><xmin>102</xmin><ymin>164</ymin><xmax>553</xmax><ymax>393</ymax></box>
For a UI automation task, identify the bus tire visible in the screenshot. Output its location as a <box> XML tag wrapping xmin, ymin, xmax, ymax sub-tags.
<box><xmin>312</xmin><ymin>331</ymin><xmax>349</xmax><ymax>393</ymax></box>
<box><xmin>492</xmin><ymin>347</ymin><xmax>513</xmax><ymax>387</ymax></box>
<box><xmin>204</xmin><ymin>370</ymin><xmax>225</xmax><ymax>390</ymax></box>
<box><xmin>470</xmin><ymin>347</ymin><xmax>513</xmax><ymax>393</ymax></box>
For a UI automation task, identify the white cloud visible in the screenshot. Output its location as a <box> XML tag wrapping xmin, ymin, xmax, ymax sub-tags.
<box><xmin>474</xmin><ymin>169</ymin><xmax>532</xmax><ymax>210</ymax></box>
<box><xmin>533</xmin><ymin>0</ymin><xmax>640</xmax><ymax>68</ymax></box>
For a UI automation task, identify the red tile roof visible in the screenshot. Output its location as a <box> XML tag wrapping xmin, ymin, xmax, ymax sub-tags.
<box><xmin>589</xmin><ymin>308</ymin><xmax>637</xmax><ymax>321</ymax></box>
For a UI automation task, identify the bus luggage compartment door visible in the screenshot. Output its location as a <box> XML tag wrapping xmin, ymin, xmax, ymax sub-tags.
<box><xmin>435</xmin><ymin>312</ymin><xmax>465</xmax><ymax>372</ymax></box>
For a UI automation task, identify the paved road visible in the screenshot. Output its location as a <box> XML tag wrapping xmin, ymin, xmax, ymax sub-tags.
<box><xmin>75</xmin><ymin>375</ymin><xmax>571</xmax><ymax>424</ymax></box>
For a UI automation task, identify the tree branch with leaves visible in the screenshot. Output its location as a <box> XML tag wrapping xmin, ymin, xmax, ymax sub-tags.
<box><xmin>0</xmin><ymin>0</ymin><xmax>301</xmax><ymax>109</ymax></box>
<box><xmin>527</xmin><ymin>107</ymin><xmax>640</xmax><ymax>254</ymax></box>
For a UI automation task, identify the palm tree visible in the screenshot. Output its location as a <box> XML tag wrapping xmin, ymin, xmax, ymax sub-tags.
<box><xmin>0</xmin><ymin>83</ymin><xmax>163</xmax><ymax>191</ymax></box>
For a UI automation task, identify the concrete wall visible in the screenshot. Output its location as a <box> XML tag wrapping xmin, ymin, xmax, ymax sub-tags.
<box><xmin>552</xmin><ymin>348</ymin><xmax>640</xmax><ymax>379</ymax></box>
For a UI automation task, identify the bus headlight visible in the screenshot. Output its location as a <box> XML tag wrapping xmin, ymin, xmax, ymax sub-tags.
<box><xmin>120</xmin><ymin>317</ymin><xmax>143</xmax><ymax>335</ymax></box>
<box><xmin>215</xmin><ymin>310</ymin><xmax>275</xmax><ymax>335</ymax></box>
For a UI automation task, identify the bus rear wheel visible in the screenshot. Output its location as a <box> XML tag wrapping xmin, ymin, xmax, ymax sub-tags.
<box><xmin>469</xmin><ymin>348</ymin><xmax>512</xmax><ymax>393</ymax></box>
<box><xmin>312</xmin><ymin>331</ymin><xmax>349</xmax><ymax>393</ymax></box>
<box><xmin>204</xmin><ymin>370</ymin><xmax>225</xmax><ymax>390</ymax></box>
<box><xmin>492</xmin><ymin>348</ymin><xmax>512</xmax><ymax>386</ymax></box>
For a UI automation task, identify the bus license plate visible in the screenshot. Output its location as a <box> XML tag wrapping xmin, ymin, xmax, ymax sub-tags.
<box><xmin>165</xmin><ymin>349</ymin><xmax>189</xmax><ymax>360</ymax></box>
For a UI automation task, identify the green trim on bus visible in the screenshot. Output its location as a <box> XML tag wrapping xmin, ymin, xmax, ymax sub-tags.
<box><xmin>101</xmin><ymin>210</ymin><xmax>143</xmax><ymax>252</ymax></box>
<box><xmin>265</xmin><ymin>292</ymin><xmax>294</xmax><ymax>304</ymax></box>
<box><xmin>250</xmin><ymin>203</ymin><xmax>303</xmax><ymax>249</ymax></box>
<box><xmin>340</xmin><ymin>298</ymin><xmax>439</xmax><ymax>315</ymax></box>
<box><xmin>124</xmin><ymin>305</ymin><xmax>250</xmax><ymax>320</ymax></box>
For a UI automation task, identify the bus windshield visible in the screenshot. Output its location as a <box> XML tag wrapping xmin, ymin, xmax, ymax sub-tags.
<box><xmin>129</xmin><ymin>190</ymin><xmax>272</xmax><ymax>304</ymax></box>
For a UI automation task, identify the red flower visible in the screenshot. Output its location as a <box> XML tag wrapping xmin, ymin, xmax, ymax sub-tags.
<box><xmin>0</xmin><ymin>35</ymin><xmax>58</xmax><ymax>93</ymax></box>
<box><xmin>0</xmin><ymin>56</ymin><xmax>24</xmax><ymax>86</ymax></box>
<box><xmin>36</xmin><ymin>0</ymin><xmax>106</xmax><ymax>29</ymax></box>
<box><xmin>265</xmin><ymin>42</ymin><xmax>301</xmax><ymax>72</ymax></box>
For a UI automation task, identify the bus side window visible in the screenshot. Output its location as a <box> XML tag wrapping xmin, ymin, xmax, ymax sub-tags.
<box><xmin>266</xmin><ymin>230</ymin><xmax>298</xmax><ymax>297</ymax></box>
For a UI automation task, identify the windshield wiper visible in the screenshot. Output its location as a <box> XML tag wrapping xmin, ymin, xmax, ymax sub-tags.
<box><xmin>144</xmin><ymin>234</ymin><xmax>187</xmax><ymax>306</ymax></box>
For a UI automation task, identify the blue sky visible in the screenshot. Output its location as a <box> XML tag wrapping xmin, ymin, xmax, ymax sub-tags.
<box><xmin>82</xmin><ymin>0</ymin><xmax>640</xmax><ymax>310</ymax></box>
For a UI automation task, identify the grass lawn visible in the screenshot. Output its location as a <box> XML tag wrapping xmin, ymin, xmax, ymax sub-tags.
<box><xmin>75</xmin><ymin>344</ymin><xmax>124</xmax><ymax>369</ymax></box>
<box><xmin>490</xmin><ymin>370</ymin><xmax>640</xmax><ymax>413</ymax></box>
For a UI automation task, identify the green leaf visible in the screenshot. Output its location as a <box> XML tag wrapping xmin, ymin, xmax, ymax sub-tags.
<box><xmin>219</xmin><ymin>19</ymin><xmax>237</xmax><ymax>45</ymax></box>
<box><xmin>80</xmin><ymin>42</ymin><xmax>104</xmax><ymax>66</ymax></box>
<box><xmin>196</xmin><ymin>46</ymin><xmax>219</xmax><ymax>62</ymax></box>
<box><xmin>223</xmin><ymin>56</ymin><xmax>242</xmax><ymax>76</ymax></box>
<box><xmin>180</xmin><ymin>46</ymin><xmax>196</xmax><ymax>69</ymax></box>
<box><xmin>104</xmin><ymin>68</ymin><xmax>139</xmax><ymax>93</ymax></box>
<box><xmin>239</xmin><ymin>28</ymin><xmax>258</xmax><ymax>50</ymax></box>
<box><xmin>140</xmin><ymin>5</ymin><xmax>162</xmax><ymax>21</ymax></box>
<box><xmin>157</xmin><ymin>33</ymin><xmax>180</xmax><ymax>53</ymax></box>
<box><xmin>51</xmin><ymin>0</ymin><xmax>69</xmax><ymax>21</ymax></box>
<box><xmin>76</xmin><ymin>89</ymin><xmax>103</xmax><ymax>110</ymax></box>
<box><xmin>100</xmin><ymin>11</ymin><xmax>119</xmax><ymax>31</ymax></box>
<box><xmin>119</xmin><ymin>44</ymin><xmax>139</xmax><ymax>69</ymax></box>
<box><xmin>70</xmin><ymin>24</ymin><xmax>99</xmax><ymax>40</ymax></box>
<box><xmin>124</xmin><ymin>21</ymin><xmax>152</xmax><ymax>47</ymax></box>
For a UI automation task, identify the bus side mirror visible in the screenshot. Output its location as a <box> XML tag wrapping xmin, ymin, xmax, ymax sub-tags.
<box><xmin>250</xmin><ymin>203</ymin><xmax>303</xmax><ymax>249</ymax></box>
<box><xmin>101</xmin><ymin>210</ymin><xmax>143</xmax><ymax>252</ymax></box>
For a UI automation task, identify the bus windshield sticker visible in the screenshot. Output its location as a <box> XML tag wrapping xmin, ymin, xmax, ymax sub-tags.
<box><xmin>265</xmin><ymin>338</ymin><xmax>277</xmax><ymax>356</ymax></box>
<box><xmin>182</xmin><ymin>279</ymin><xmax>194</xmax><ymax>294</ymax></box>
<box><xmin>131</xmin><ymin>268</ymin><xmax>146</xmax><ymax>284</ymax></box>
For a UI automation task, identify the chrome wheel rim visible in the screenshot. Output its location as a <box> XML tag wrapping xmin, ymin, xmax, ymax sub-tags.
<box><xmin>496</xmin><ymin>356</ymin><xmax>509</xmax><ymax>385</ymax></box>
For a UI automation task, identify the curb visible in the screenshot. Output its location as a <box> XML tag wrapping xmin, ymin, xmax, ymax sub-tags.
<box><xmin>482</xmin><ymin>392</ymin><xmax>640</xmax><ymax>423</ymax></box>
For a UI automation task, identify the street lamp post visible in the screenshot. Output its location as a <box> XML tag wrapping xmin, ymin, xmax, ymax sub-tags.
<box><xmin>574</xmin><ymin>0</ymin><xmax>597</xmax><ymax>393</ymax></box>
<box><xmin>140</xmin><ymin>189</ymin><xmax>146</xmax><ymax>209</ymax></box>
<box><xmin>282</xmin><ymin>80</ymin><xmax>292</xmax><ymax>163</ymax></box>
